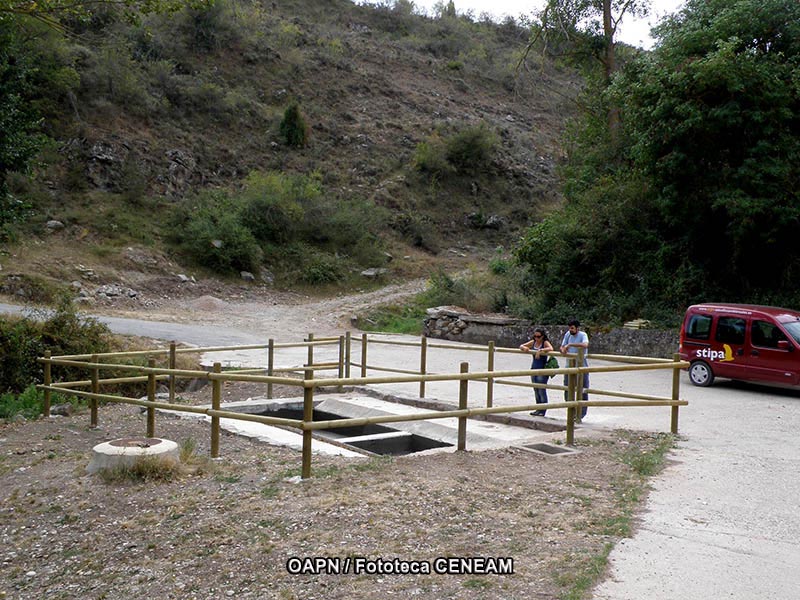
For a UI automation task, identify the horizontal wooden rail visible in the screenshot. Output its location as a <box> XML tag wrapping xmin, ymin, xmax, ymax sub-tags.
<box><xmin>362</xmin><ymin>338</ymin><xmax>423</xmax><ymax>348</ymax></box>
<box><xmin>50</xmin><ymin>374</ymin><xmax>170</xmax><ymax>389</ymax></box>
<box><xmin>302</xmin><ymin>398</ymin><xmax>688</xmax><ymax>431</ymax></box>
<box><xmin>493</xmin><ymin>378</ymin><xmax>569</xmax><ymax>392</ymax></box>
<box><xmin>38</xmin><ymin>358</ymin><xmax>304</xmax><ymax>386</ymax></box>
<box><xmin>425</xmin><ymin>341</ymin><xmax>490</xmax><ymax>352</ymax></box>
<box><xmin>48</xmin><ymin>339</ymin><xmax>341</xmax><ymax>361</ymax></box>
<box><xmin>37</xmin><ymin>385</ymin><xmax>208</xmax><ymax>414</ymax></box>
<box><xmin>205</xmin><ymin>409</ymin><xmax>303</xmax><ymax>428</ymax></box>
<box><xmin>36</xmin><ymin>385</ymin><xmax>304</xmax><ymax>428</ymax></box>
<box><xmin>349</xmin><ymin>362</ymin><xmax>425</xmax><ymax>376</ymax></box>
<box><xmin>305</xmin><ymin>361</ymin><xmax>689</xmax><ymax>388</ymax></box>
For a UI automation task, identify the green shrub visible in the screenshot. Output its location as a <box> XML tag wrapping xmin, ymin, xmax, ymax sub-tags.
<box><xmin>239</xmin><ymin>171</ymin><xmax>310</xmax><ymax>244</ymax></box>
<box><xmin>413</xmin><ymin>123</ymin><xmax>498</xmax><ymax>178</ymax></box>
<box><xmin>0</xmin><ymin>385</ymin><xmax>45</xmax><ymax>421</ymax></box>
<box><xmin>0</xmin><ymin>300</ymin><xmax>111</xmax><ymax>394</ymax></box>
<box><xmin>489</xmin><ymin>256</ymin><xmax>510</xmax><ymax>275</ymax></box>
<box><xmin>174</xmin><ymin>190</ymin><xmax>262</xmax><ymax>273</ymax></box>
<box><xmin>390</xmin><ymin>212</ymin><xmax>438</xmax><ymax>252</ymax></box>
<box><xmin>0</xmin><ymin>320</ymin><xmax>44</xmax><ymax>395</ymax></box>
<box><xmin>0</xmin><ymin>273</ymin><xmax>66</xmax><ymax>304</ymax></box>
<box><xmin>300</xmin><ymin>252</ymin><xmax>345</xmax><ymax>284</ymax></box>
<box><xmin>301</xmin><ymin>196</ymin><xmax>387</xmax><ymax>263</ymax></box>
<box><xmin>189</xmin><ymin>2</ymin><xmax>241</xmax><ymax>53</ymax></box>
<box><xmin>280</xmin><ymin>102</ymin><xmax>310</xmax><ymax>148</ymax></box>
<box><xmin>358</xmin><ymin>304</ymin><xmax>425</xmax><ymax>334</ymax></box>
<box><xmin>80</xmin><ymin>42</ymin><xmax>153</xmax><ymax>115</ymax></box>
<box><xmin>173</xmin><ymin>171</ymin><xmax>385</xmax><ymax>277</ymax></box>
<box><xmin>412</xmin><ymin>136</ymin><xmax>452</xmax><ymax>178</ymax></box>
<box><xmin>444</xmin><ymin>124</ymin><xmax>497</xmax><ymax>172</ymax></box>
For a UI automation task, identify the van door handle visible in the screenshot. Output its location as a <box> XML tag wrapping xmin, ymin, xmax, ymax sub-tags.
<box><xmin>737</xmin><ymin>348</ymin><xmax>744</xmax><ymax>356</ymax></box>
<box><xmin>751</xmin><ymin>350</ymin><xmax>760</xmax><ymax>357</ymax></box>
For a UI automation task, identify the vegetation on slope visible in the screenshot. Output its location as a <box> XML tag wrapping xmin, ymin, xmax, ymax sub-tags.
<box><xmin>1</xmin><ymin>0</ymin><xmax>574</xmax><ymax>289</ymax></box>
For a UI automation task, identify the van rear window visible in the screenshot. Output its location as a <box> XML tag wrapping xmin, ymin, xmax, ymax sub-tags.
<box><xmin>686</xmin><ymin>314</ymin><xmax>712</xmax><ymax>340</ymax></box>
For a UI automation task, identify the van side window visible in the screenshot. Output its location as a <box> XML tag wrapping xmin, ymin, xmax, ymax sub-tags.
<box><xmin>686</xmin><ymin>314</ymin><xmax>712</xmax><ymax>340</ymax></box>
<box><xmin>715</xmin><ymin>317</ymin><xmax>745</xmax><ymax>344</ymax></box>
<box><xmin>752</xmin><ymin>320</ymin><xmax>788</xmax><ymax>349</ymax></box>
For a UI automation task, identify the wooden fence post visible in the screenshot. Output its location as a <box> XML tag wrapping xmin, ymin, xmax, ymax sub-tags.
<box><xmin>575</xmin><ymin>348</ymin><xmax>585</xmax><ymax>424</ymax></box>
<box><xmin>211</xmin><ymin>362</ymin><xmax>221</xmax><ymax>458</ymax></box>
<box><xmin>337</xmin><ymin>335</ymin><xmax>345</xmax><ymax>392</ymax></box>
<box><xmin>671</xmin><ymin>353</ymin><xmax>681</xmax><ymax>434</ymax></box>
<box><xmin>267</xmin><ymin>338</ymin><xmax>275</xmax><ymax>399</ymax></box>
<box><xmin>345</xmin><ymin>331</ymin><xmax>351</xmax><ymax>378</ymax></box>
<box><xmin>566</xmin><ymin>355</ymin><xmax>576</xmax><ymax>446</ymax></box>
<box><xmin>147</xmin><ymin>357</ymin><xmax>156</xmax><ymax>438</ymax></box>
<box><xmin>302</xmin><ymin>368</ymin><xmax>314</xmax><ymax>479</ymax></box>
<box><xmin>486</xmin><ymin>341</ymin><xmax>495</xmax><ymax>408</ymax></box>
<box><xmin>90</xmin><ymin>354</ymin><xmax>99</xmax><ymax>428</ymax></box>
<box><xmin>168</xmin><ymin>341</ymin><xmax>176</xmax><ymax>403</ymax></box>
<box><xmin>43</xmin><ymin>350</ymin><xmax>51</xmax><ymax>417</ymax></box>
<box><xmin>457</xmin><ymin>362</ymin><xmax>468</xmax><ymax>451</ymax></box>
<box><xmin>361</xmin><ymin>333</ymin><xmax>368</xmax><ymax>378</ymax></box>
<box><xmin>419</xmin><ymin>336</ymin><xmax>427</xmax><ymax>398</ymax></box>
<box><xmin>307</xmin><ymin>333</ymin><xmax>314</xmax><ymax>368</ymax></box>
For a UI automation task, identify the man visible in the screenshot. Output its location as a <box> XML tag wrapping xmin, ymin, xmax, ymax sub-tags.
<box><xmin>560</xmin><ymin>319</ymin><xmax>589</xmax><ymax>418</ymax></box>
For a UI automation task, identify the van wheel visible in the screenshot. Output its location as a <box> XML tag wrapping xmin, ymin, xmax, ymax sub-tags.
<box><xmin>689</xmin><ymin>361</ymin><xmax>714</xmax><ymax>387</ymax></box>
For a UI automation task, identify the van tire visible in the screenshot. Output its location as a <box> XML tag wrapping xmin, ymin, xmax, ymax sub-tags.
<box><xmin>689</xmin><ymin>361</ymin><xmax>714</xmax><ymax>387</ymax></box>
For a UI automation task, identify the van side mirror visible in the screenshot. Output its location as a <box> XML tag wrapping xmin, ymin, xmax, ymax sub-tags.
<box><xmin>778</xmin><ymin>340</ymin><xmax>792</xmax><ymax>351</ymax></box>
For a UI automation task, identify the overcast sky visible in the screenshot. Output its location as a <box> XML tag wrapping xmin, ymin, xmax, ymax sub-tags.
<box><xmin>392</xmin><ymin>1</ymin><xmax>687</xmax><ymax>49</ymax></box>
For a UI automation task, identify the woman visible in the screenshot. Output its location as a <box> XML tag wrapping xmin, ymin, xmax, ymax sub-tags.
<box><xmin>519</xmin><ymin>328</ymin><xmax>553</xmax><ymax>416</ymax></box>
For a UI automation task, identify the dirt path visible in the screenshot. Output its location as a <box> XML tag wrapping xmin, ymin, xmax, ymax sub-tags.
<box><xmin>91</xmin><ymin>277</ymin><xmax>428</xmax><ymax>339</ymax></box>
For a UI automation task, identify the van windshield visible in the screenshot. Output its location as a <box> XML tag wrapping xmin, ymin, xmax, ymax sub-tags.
<box><xmin>782</xmin><ymin>321</ymin><xmax>800</xmax><ymax>345</ymax></box>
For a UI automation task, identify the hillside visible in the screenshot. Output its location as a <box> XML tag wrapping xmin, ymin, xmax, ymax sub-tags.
<box><xmin>0</xmin><ymin>0</ymin><xmax>580</xmax><ymax>308</ymax></box>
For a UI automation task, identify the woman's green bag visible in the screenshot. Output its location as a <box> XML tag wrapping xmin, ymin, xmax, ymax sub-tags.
<box><xmin>545</xmin><ymin>355</ymin><xmax>559</xmax><ymax>375</ymax></box>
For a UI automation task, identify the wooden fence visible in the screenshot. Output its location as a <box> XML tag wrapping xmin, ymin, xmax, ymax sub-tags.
<box><xmin>37</xmin><ymin>333</ymin><xmax>688</xmax><ymax>478</ymax></box>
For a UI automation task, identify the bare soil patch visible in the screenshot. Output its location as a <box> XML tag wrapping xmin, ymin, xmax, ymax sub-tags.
<box><xmin>0</xmin><ymin>381</ymin><xmax>671</xmax><ymax>600</ymax></box>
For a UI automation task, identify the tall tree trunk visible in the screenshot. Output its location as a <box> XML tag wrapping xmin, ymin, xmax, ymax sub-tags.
<box><xmin>602</xmin><ymin>0</ymin><xmax>621</xmax><ymax>145</ymax></box>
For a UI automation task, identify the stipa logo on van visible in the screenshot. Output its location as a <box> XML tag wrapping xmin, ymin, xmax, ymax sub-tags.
<box><xmin>696</xmin><ymin>345</ymin><xmax>734</xmax><ymax>362</ymax></box>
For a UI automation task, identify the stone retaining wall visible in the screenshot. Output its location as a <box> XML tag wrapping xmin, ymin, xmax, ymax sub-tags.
<box><xmin>423</xmin><ymin>306</ymin><xmax>679</xmax><ymax>359</ymax></box>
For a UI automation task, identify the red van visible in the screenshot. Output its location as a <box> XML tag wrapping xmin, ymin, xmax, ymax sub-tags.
<box><xmin>678</xmin><ymin>303</ymin><xmax>800</xmax><ymax>387</ymax></box>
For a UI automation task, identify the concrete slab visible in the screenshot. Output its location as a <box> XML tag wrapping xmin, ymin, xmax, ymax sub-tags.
<box><xmin>187</xmin><ymin>392</ymin><xmax>561</xmax><ymax>457</ymax></box>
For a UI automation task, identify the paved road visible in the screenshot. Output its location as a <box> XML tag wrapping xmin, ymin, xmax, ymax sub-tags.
<box><xmin>3</xmin><ymin>301</ymin><xmax>799</xmax><ymax>599</ymax></box>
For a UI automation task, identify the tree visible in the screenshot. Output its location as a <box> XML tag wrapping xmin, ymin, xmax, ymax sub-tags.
<box><xmin>617</xmin><ymin>0</ymin><xmax>800</xmax><ymax>293</ymax></box>
<box><xmin>514</xmin><ymin>0</ymin><xmax>800</xmax><ymax>321</ymax></box>
<box><xmin>524</xmin><ymin>0</ymin><xmax>649</xmax><ymax>79</ymax></box>
<box><xmin>279</xmin><ymin>102</ymin><xmax>310</xmax><ymax>148</ymax></box>
<box><xmin>521</xmin><ymin>0</ymin><xmax>650</xmax><ymax>140</ymax></box>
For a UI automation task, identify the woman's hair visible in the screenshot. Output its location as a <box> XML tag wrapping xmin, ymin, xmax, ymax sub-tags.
<box><xmin>533</xmin><ymin>327</ymin><xmax>549</xmax><ymax>342</ymax></box>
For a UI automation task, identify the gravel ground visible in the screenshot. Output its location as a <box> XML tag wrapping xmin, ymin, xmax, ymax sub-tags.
<box><xmin>0</xmin><ymin>382</ymin><xmax>673</xmax><ymax>600</ymax></box>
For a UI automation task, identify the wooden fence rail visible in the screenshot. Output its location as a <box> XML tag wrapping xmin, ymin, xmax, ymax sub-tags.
<box><xmin>37</xmin><ymin>333</ymin><xmax>688</xmax><ymax>479</ymax></box>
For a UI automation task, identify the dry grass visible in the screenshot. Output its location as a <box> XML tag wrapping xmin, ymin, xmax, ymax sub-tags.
<box><xmin>0</xmin><ymin>384</ymin><xmax>674</xmax><ymax>600</ymax></box>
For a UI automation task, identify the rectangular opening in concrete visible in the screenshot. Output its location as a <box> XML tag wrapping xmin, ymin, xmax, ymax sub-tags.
<box><xmin>518</xmin><ymin>442</ymin><xmax>579</xmax><ymax>457</ymax></box>
<box><xmin>249</xmin><ymin>407</ymin><xmax>452</xmax><ymax>456</ymax></box>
